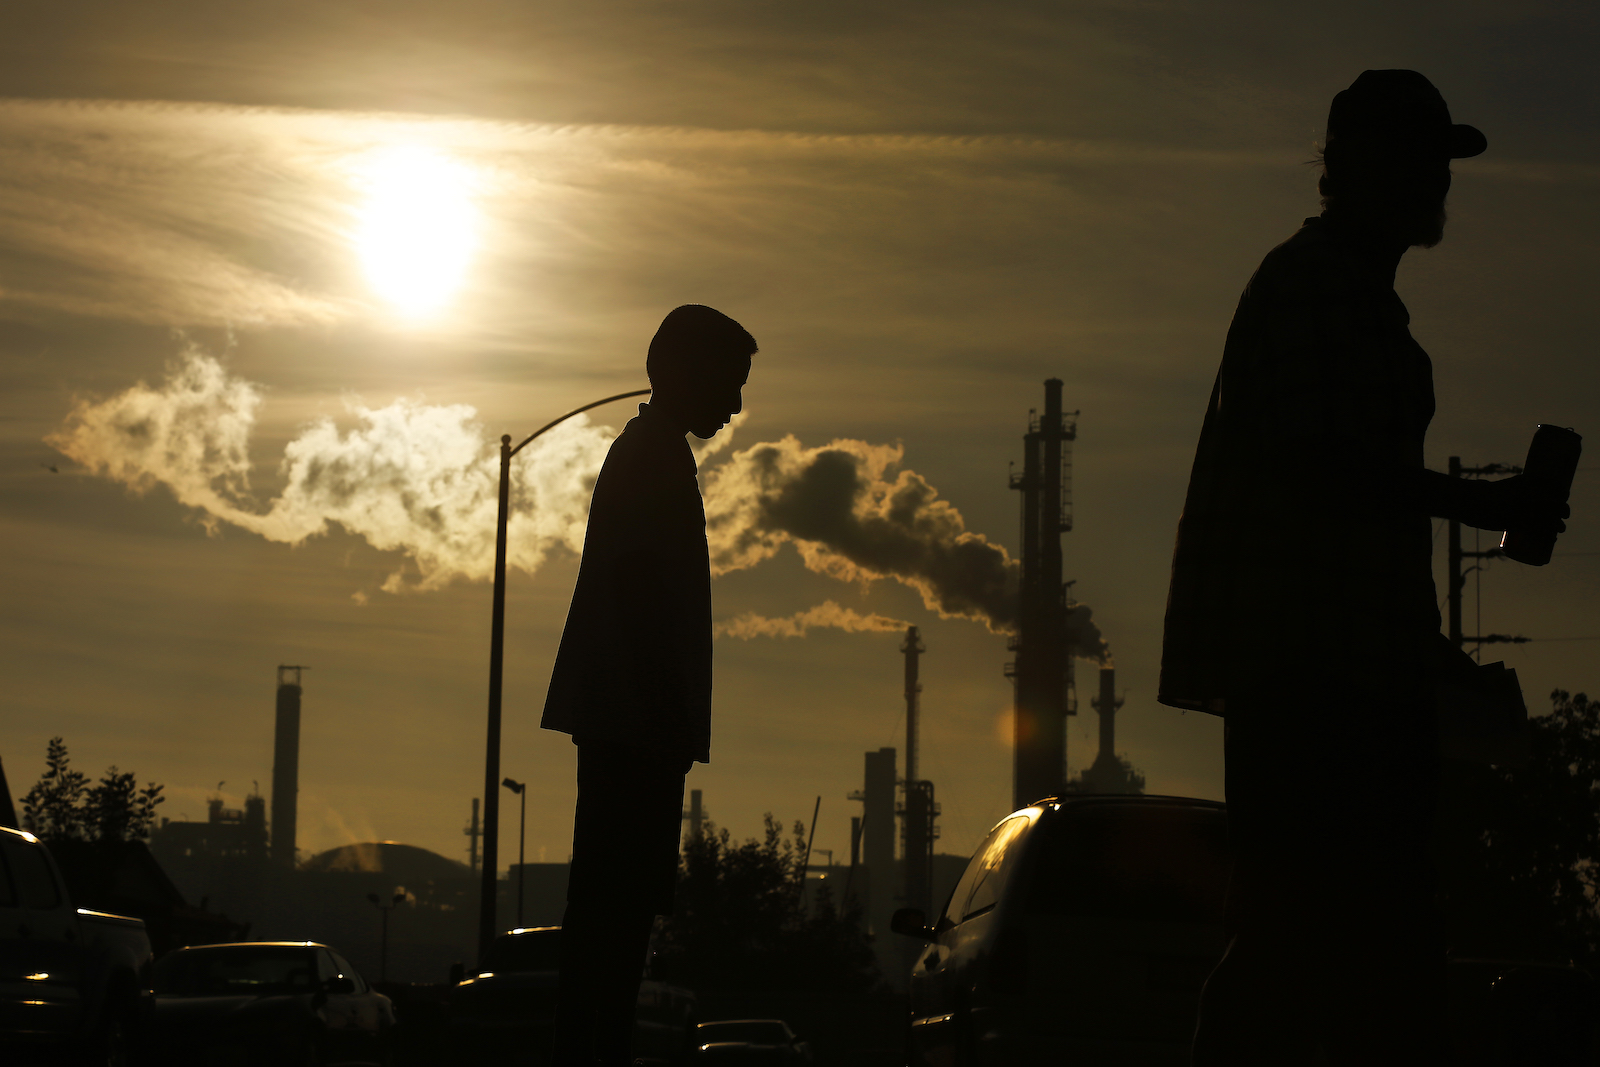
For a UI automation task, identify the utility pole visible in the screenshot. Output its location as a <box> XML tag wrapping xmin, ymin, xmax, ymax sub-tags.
<box><xmin>464</xmin><ymin>798</ymin><xmax>481</xmax><ymax>874</ymax></box>
<box><xmin>1446</xmin><ymin>457</ymin><xmax>1530</xmax><ymax>654</ymax></box>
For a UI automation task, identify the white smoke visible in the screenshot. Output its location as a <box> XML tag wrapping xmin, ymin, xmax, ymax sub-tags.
<box><xmin>716</xmin><ymin>600</ymin><xmax>910</xmax><ymax>640</ymax></box>
<box><xmin>47</xmin><ymin>352</ymin><xmax>1110</xmax><ymax>660</ymax></box>
<box><xmin>48</xmin><ymin>349</ymin><xmax>614</xmax><ymax>591</ymax></box>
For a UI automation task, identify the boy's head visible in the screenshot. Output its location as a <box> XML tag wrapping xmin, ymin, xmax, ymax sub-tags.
<box><xmin>647</xmin><ymin>304</ymin><xmax>757</xmax><ymax>439</ymax></box>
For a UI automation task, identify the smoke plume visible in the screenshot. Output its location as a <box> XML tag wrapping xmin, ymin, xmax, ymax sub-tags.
<box><xmin>48</xmin><ymin>349</ymin><xmax>612</xmax><ymax>591</ymax></box>
<box><xmin>716</xmin><ymin>601</ymin><xmax>910</xmax><ymax>640</ymax></box>
<box><xmin>48</xmin><ymin>352</ymin><xmax>1110</xmax><ymax>660</ymax></box>
<box><xmin>703</xmin><ymin>437</ymin><xmax>1019</xmax><ymax>629</ymax></box>
<box><xmin>701</xmin><ymin>436</ymin><xmax>1109</xmax><ymax>659</ymax></box>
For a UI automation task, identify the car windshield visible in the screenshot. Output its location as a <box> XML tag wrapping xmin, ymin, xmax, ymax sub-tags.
<box><xmin>698</xmin><ymin>1021</ymin><xmax>790</xmax><ymax>1045</ymax></box>
<box><xmin>153</xmin><ymin>946</ymin><xmax>320</xmax><ymax>996</ymax></box>
<box><xmin>481</xmin><ymin>928</ymin><xmax>561</xmax><ymax>973</ymax></box>
<box><xmin>1028</xmin><ymin>803</ymin><xmax>1230</xmax><ymax>924</ymax></box>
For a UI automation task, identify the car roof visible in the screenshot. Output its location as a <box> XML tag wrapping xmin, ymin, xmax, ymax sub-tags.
<box><xmin>1027</xmin><ymin>794</ymin><xmax>1225</xmax><ymax>817</ymax></box>
<box><xmin>168</xmin><ymin>941</ymin><xmax>327</xmax><ymax>952</ymax></box>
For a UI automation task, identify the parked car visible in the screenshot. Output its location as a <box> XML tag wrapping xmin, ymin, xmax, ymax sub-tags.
<box><xmin>692</xmin><ymin>1018</ymin><xmax>813</xmax><ymax>1062</ymax></box>
<box><xmin>450</xmin><ymin>925</ymin><xmax>696</xmax><ymax>1065</ymax></box>
<box><xmin>893</xmin><ymin>795</ymin><xmax>1230</xmax><ymax>1067</ymax></box>
<box><xmin>143</xmin><ymin>940</ymin><xmax>396</xmax><ymax>1066</ymax></box>
<box><xmin>0</xmin><ymin>825</ymin><xmax>153</xmax><ymax>1066</ymax></box>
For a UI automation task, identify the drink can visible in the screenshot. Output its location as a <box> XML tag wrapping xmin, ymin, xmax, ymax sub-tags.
<box><xmin>1500</xmin><ymin>424</ymin><xmax>1582</xmax><ymax>566</ymax></box>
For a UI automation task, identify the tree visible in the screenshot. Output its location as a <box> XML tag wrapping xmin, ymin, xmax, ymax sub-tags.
<box><xmin>19</xmin><ymin>737</ymin><xmax>165</xmax><ymax>843</ymax></box>
<box><xmin>1439</xmin><ymin>689</ymin><xmax>1600</xmax><ymax>964</ymax></box>
<box><xmin>653</xmin><ymin>813</ymin><xmax>881</xmax><ymax>995</ymax></box>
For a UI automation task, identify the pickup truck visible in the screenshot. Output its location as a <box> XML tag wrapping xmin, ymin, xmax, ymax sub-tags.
<box><xmin>1</xmin><ymin>825</ymin><xmax>154</xmax><ymax>1065</ymax></box>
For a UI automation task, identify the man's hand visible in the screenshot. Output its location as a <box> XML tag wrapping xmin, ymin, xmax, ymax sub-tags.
<box><xmin>1430</xmin><ymin>472</ymin><xmax>1571</xmax><ymax>533</ymax></box>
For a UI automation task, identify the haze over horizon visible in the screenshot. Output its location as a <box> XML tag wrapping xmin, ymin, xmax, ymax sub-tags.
<box><xmin>3</xmin><ymin>2</ymin><xmax>1598</xmax><ymax>874</ymax></box>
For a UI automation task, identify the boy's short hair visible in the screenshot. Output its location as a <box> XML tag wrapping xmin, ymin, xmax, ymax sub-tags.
<box><xmin>646</xmin><ymin>305</ymin><xmax>757</xmax><ymax>390</ymax></box>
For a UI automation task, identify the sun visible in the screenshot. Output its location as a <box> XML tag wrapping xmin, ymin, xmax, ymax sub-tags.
<box><xmin>353</xmin><ymin>145</ymin><xmax>479</xmax><ymax>320</ymax></box>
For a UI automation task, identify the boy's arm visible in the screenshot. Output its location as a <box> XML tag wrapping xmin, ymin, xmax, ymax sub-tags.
<box><xmin>611</xmin><ymin>546</ymin><xmax>689</xmax><ymax>707</ymax></box>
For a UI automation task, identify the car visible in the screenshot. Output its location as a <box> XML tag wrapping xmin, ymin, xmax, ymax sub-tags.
<box><xmin>692</xmin><ymin>1018</ymin><xmax>813</xmax><ymax>1062</ymax></box>
<box><xmin>449</xmin><ymin>926</ymin><xmax>696</xmax><ymax>1065</ymax></box>
<box><xmin>893</xmin><ymin>795</ymin><xmax>1230</xmax><ymax>1066</ymax></box>
<box><xmin>0</xmin><ymin>826</ymin><xmax>153</xmax><ymax>1067</ymax></box>
<box><xmin>144</xmin><ymin>940</ymin><xmax>396</xmax><ymax>1066</ymax></box>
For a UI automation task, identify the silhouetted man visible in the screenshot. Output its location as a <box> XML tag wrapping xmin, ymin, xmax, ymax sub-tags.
<box><xmin>543</xmin><ymin>304</ymin><xmax>755</xmax><ymax>1067</ymax></box>
<box><xmin>1160</xmin><ymin>71</ymin><xmax>1566</xmax><ymax>1065</ymax></box>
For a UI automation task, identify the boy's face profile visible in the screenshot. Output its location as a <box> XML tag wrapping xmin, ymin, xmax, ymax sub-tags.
<box><xmin>646</xmin><ymin>305</ymin><xmax>756</xmax><ymax>440</ymax></box>
<box><xmin>677</xmin><ymin>351</ymin><xmax>750</xmax><ymax>440</ymax></box>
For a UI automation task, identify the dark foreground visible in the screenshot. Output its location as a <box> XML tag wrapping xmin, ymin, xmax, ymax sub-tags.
<box><xmin>384</xmin><ymin>983</ymin><xmax>908</xmax><ymax>1067</ymax></box>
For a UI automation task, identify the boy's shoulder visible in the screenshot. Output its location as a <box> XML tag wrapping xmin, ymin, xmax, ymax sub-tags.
<box><xmin>590</xmin><ymin>408</ymin><xmax>699</xmax><ymax>523</ymax></box>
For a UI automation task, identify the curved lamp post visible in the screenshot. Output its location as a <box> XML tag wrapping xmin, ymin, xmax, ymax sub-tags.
<box><xmin>503</xmin><ymin>776</ymin><xmax>527</xmax><ymax>929</ymax></box>
<box><xmin>478</xmin><ymin>388</ymin><xmax>651</xmax><ymax>962</ymax></box>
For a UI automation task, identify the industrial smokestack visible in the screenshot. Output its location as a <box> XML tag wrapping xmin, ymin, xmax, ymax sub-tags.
<box><xmin>270</xmin><ymin>665</ymin><xmax>306</xmax><ymax>868</ymax></box>
<box><xmin>1095</xmin><ymin>667</ymin><xmax>1118</xmax><ymax>764</ymax></box>
<box><xmin>1008</xmin><ymin>380</ymin><xmax>1078</xmax><ymax>809</ymax></box>
<box><xmin>900</xmin><ymin>627</ymin><xmax>937</xmax><ymax>918</ymax></box>
<box><xmin>0</xmin><ymin>756</ymin><xmax>17</xmax><ymax>829</ymax></box>
<box><xmin>857</xmin><ymin>747</ymin><xmax>897</xmax><ymax>936</ymax></box>
<box><xmin>688</xmin><ymin>789</ymin><xmax>703</xmax><ymax>842</ymax></box>
<box><xmin>903</xmin><ymin>627</ymin><xmax>923</xmax><ymax>785</ymax></box>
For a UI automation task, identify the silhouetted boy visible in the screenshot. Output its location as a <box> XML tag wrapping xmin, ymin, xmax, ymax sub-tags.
<box><xmin>1160</xmin><ymin>71</ymin><xmax>1566</xmax><ymax>1065</ymax></box>
<box><xmin>543</xmin><ymin>304</ymin><xmax>755</xmax><ymax>1067</ymax></box>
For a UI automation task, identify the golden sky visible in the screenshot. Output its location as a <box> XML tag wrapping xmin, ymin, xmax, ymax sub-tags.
<box><xmin>3</xmin><ymin>2</ymin><xmax>1598</xmax><ymax>871</ymax></box>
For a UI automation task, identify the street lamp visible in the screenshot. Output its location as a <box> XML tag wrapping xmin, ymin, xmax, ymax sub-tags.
<box><xmin>503</xmin><ymin>777</ymin><xmax>527</xmax><ymax>929</ymax></box>
<box><xmin>478</xmin><ymin>388</ymin><xmax>651</xmax><ymax>962</ymax></box>
<box><xmin>366</xmin><ymin>889</ymin><xmax>407</xmax><ymax>984</ymax></box>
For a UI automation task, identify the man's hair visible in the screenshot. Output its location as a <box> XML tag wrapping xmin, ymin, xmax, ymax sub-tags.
<box><xmin>646</xmin><ymin>305</ymin><xmax>757</xmax><ymax>390</ymax></box>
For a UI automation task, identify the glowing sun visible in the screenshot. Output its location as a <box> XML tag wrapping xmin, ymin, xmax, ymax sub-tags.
<box><xmin>354</xmin><ymin>145</ymin><xmax>479</xmax><ymax>319</ymax></box>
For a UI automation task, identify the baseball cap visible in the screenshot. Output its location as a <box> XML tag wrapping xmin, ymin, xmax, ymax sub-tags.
<box><xmin>1326</xmin><ymin>69</ymin><xmax>1487</xmax><ymax>160</ymax></box>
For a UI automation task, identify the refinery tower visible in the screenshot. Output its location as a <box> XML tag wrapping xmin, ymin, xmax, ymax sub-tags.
<box><xmin>1006</xmin><ymin>380</ymin><xmax>1078</xmax><ymax>810</ymax></box>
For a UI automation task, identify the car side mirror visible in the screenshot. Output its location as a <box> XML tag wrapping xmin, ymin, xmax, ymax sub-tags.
<box><xmin>325</xmin><ymin>976</ymin><xmax>356</xmax><ymax>995</ymax></box>
<box><xmin>891</xmin><ymin>907</ymin><xmax>936</xmax><ymax>942</ymax></box>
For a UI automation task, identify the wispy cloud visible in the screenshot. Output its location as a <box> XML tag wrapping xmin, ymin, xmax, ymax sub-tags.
<box><xmin>0</xmin><ymin>98</ymin><xmax>1287</xmax><ymax>336</ymax></box>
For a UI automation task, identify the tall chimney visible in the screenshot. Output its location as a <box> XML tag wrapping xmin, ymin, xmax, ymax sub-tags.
<box><xmin>270</xmin><ymin>665</ymin><xmax>306</xmax><ymax>868</ymax></box>
<box><xmin>1096</xmin><ymin>667</ymin><xmax>1117</xmax><ymax>764</ymax></box>
<box><xmin>900</xmin><ymin>627</ymin><xmax>936</xmax><ymax>918</ymax></box>
<box><xmin>688</xmin><ymin>789</ymin><xmax>704</xmax><ymax>842</ymax></box>
<box><xmin>903</xmin><ymin>627</ymin><xmax>923</xmax><ymax>784</ymax></box>
<box><xmin>0</xmin><ymin>756</ymin><xmax>17</xmax><ymax>829</ymax></box>
<box><xmin>1008</xmin><ymin>380</ymin><xmax>1077</xmax><ymax>810</ymax></box>
<box><xmin>862</xmin><ymin>747</ymin><xmax>897</xmax><ymax>935</ymax></box>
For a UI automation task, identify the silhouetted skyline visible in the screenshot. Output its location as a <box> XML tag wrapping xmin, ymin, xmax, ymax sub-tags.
<box><xmin>1</xmin><ymin>6</ymin><xmax>1597</xmax><ymax>878</ymax></box>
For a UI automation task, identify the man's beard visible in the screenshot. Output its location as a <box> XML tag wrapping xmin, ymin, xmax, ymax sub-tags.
<box><xmin>1323</xmin><ymin>190</ymin><xmax>1449</xmax><ymax>248</ymax></box>
<box><xmin>1404</xmin><ymin>203</ymin><xmax>1448</xmax><ymax>249</ymax></box>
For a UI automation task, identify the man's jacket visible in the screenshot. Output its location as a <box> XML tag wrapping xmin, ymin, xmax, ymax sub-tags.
<box><xmin>1159</xmin><ymin>216</ymin><xmax>1440</xmax><ymax>714</ymax></box>
<box><xmin>542</xmin><ymin>403</ymin><xmax>713</xmax><ymax>761</ymax></box>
